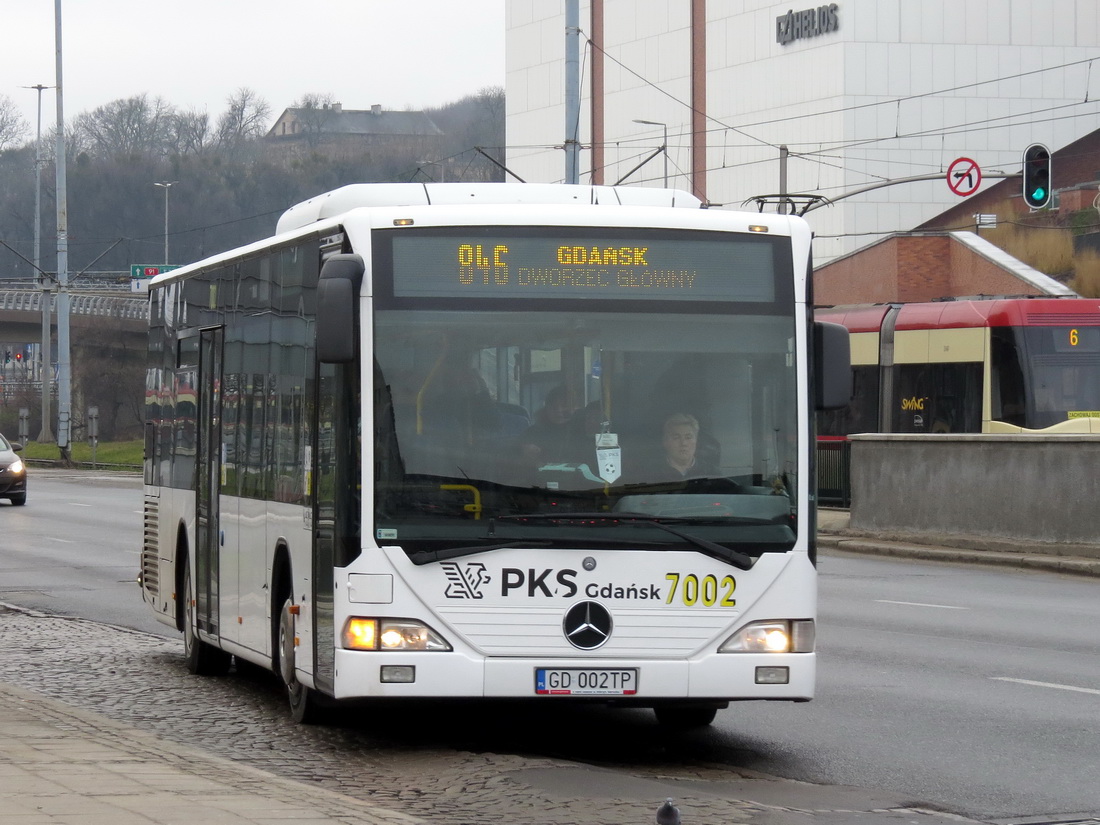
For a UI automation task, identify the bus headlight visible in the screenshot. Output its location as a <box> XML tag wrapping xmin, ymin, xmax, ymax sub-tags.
<box><xmin>342</xmin><ymin>617</ymin><xmax>452</xmax><ymax>652</ymax></box>
<box><xmin>718</xmin><ymin>620</ymin><xmax>814</xmax><ymax>653</ymax></box>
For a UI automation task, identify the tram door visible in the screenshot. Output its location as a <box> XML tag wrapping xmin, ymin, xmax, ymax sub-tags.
<box><xmin>195</xmin><ymin>327</ymin><xmax>224</xmax><ymax>636</ymax></box>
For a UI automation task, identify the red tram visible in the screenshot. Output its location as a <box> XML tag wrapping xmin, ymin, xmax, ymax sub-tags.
<box><xmin>816</xmin><ymin>297</ymin><xmax>1100</xmax><ymax>435</ymax></box>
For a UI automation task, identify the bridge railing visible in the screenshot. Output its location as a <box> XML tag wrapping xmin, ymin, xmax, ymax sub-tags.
<box><xmin>0</xmin><ymin>289</ymin><xmax>148</xmax><ymax>321</ymax></box>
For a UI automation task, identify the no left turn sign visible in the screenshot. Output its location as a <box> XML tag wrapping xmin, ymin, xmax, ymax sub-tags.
<box><xmin>947</xmin><ymin>157</ymin><xmax>982</xmax><ymax>196</ymax></box>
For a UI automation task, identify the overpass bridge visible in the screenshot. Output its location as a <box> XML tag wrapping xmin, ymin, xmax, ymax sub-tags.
<box><xmin>0</xmin><ymin>286</ymin><xmax>149</xmax><ymax>345</ymax></box>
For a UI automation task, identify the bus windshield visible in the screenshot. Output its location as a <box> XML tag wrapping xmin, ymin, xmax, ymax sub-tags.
<box><xmin>373</xmin><ymin>307</ymin><xmax>799</xmax><ymax>561</ymax></box>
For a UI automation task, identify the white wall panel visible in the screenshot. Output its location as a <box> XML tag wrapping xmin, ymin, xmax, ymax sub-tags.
<box><xmin>987</xmin><ymin>1</ymin><xmax>1011</xmax><ymax>44</ymax></box>
<box><xmin>506</xmin><ymin>0</ymin><xmax>1100</xmax><ymax>262</ymax></box>
<box><xmin>1078</xmin><ymin>1</ymin><xmax>1100</xmax><ymax>46</ymax></box>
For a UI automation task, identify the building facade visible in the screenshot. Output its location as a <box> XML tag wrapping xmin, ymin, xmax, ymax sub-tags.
<box><xmin>505</xmin><ymin>0</ymin><xmax>1100</xmax><ymax>263</ymax></box>
<box><xmin>266</xmin><ymin>103</ymin><xmax>443</xmax><ymax>162</ymax></box>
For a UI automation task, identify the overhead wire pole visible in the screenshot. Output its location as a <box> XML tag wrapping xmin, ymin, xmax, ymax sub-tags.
<box><xmin>54</xmin><ymin>0</ymin><xmax>72</xmax><ymax>460</ymax></box>
<box><xmin>564</xmin><ymin>0</ymin><xmax>580</xmax><ymax>184</ymax></box>
<box><xmin>632</xmin><ymin>119</ymin><xmax>668</xmax><ymax>186</ymax></box>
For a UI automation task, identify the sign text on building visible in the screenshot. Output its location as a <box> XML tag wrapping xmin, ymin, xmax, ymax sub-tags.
<box><xmin>776</xmin><ymin>4</ymin><xmax>839</xmax><ymax>45</ymax></box>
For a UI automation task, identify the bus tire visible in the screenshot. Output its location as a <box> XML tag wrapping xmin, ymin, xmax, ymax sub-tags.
<box><xmin>276</xmin><ymin>596</ymin><xmax>327</xmax><ymax>724</ymax></box>
<box><xmin>653</xmin><ymin>705</ymin><xmax>719</xmax><ymax>729</ymax></box>
<box><xmin>181</xmin><ymin>559</ymin><xmax>231</xmax><ymax>676</ymax></box>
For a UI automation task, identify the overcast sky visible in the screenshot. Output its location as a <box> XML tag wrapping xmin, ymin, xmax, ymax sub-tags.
<box><xmin>3</xmin><ymin>1</ymin><xmax>505</xmax><ymax>131</ymax></box>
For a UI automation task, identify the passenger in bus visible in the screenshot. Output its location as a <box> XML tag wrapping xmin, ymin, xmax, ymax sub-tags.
<box><xmin>645</xmin><ymin>412</ymin><xmax>717</xmax><ymax>481</ymax></box>
<box><xmin>519</xmin><ymin>386</ymin><xmax>579</xmax><ymax>466</ymax></box>
<box><xmin>411</xmin><ymin>365</ymin><xmax>530</xmax><ymax>480</ymax></box>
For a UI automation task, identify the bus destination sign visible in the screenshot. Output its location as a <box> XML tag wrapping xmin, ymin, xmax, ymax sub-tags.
<box><xmin>389</xmin><ymin>232</ymin><xmax>777</xmax><ymax>302</ymax></box>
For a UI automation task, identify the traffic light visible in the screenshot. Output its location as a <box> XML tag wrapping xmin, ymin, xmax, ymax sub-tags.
<box><xmin>1022</xmin><ymin>143</ymin><xmax>1052</xmax><ymax>209</ymax></box>
<box><xmin>3</xmin><ymin>350</ymin><xmax>9</xmax><ymax>364</ymax></box>
<box><xmin>14</xmin><ymin>352</ymin><xmax>22</xmax><ymax>363</ymax></box>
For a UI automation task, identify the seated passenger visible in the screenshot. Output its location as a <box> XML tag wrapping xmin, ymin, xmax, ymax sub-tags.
<box><xmin>519</xmin><ymin>387</ymin><xmax>578</xmax><ymax>466</ymax></box>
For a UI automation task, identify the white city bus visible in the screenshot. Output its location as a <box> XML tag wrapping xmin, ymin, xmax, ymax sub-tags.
<box><xmin>140</xmin><ymin>183</ymin><xmax>849</xmax><ymax>727</ymax></box>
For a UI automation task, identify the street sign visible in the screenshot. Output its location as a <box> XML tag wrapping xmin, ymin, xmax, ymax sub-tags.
<box><xmin>131</xmin><ymin>264</ymin><xmax>180</xmax><ymax>294</ymax></box>
<box><xmin>130</xmin><ymin>264</ymin><xmax>180</xmax><ymax>279</ymax></box>
<box><xmin>947</xmin><ymin>157</ymin><xmax>982</xmax><ymax>197</ymax></box>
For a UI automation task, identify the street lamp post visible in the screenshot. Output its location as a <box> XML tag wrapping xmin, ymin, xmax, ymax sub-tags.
<box><xmin>153</xmin><ymin>181</ymin><xmax>177</xmax><ymax>265</ymax></box>
<box><xmin>23</xmin><ymin>83</ymin><xmax>54</xmax><ymax>441</ymax></box>
<box><xmin>633</xmin><ymin>118</ymin><xmax>669</xmax><ymax>187</ymax></box>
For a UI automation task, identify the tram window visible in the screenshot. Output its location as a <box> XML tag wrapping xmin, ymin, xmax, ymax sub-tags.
<box><xmin>894</xmin><ymin>363</ymin><xmax>981</xmax><ymax>433</ymax></box>
<box><xmin>817</xmin><ymin>365</ymin><xmax>878</xmax><ymax>436</ymax></box>
<box><xmin>991</xmin><ymin>328</ymin><xmax>1026</xmax><ymax>426</ymax></box>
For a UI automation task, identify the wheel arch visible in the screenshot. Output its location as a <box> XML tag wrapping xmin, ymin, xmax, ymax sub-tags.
<box><xmin>174</xmin><ymin>521</ymin><xmax>190</xmax><ymax>632</ymax></box>
<box><xmin>271</xmin><ymin>539</ymin><xmax>293</xmax><ymax>603</ymax></box>
<box><xmin>270</xmin><ymin>540</ymin><xmax>294</xmax><ymax>668</ymax></box>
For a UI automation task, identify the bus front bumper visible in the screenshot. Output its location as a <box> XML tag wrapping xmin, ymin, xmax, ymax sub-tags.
<box><xmin>331</xmin><ymin>649</ymin><xmax>814</xmax><ymax>702</ymax></box>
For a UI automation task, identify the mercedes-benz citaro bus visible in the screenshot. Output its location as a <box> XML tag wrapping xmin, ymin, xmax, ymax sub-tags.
<box><xmin>140</xmin><ymin>183</ymin><xmax>850</xmax><ymax>727</ymax></box>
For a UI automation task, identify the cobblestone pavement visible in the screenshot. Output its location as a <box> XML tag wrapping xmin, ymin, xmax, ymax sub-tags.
<box><xmin>0</xmin><ymin>603</ymin><xmax>975</xmax><ymax>825</ymax></box>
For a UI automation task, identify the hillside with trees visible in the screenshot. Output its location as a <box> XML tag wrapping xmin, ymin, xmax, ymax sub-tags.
<box><xmin>0</xmin><ymin>86</ymin><xmax>505</xmax><ymax>280</ymax></box>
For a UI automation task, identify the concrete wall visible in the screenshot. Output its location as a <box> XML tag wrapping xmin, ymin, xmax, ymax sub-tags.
<box><xmin>848</xmin><ymin>433</ymin><xmax>1100</xmax><ymax>546</ymax></box>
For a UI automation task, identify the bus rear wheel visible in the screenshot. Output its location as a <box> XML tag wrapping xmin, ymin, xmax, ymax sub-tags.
<box><xmin>181</xmin><ymin>562</ymin><xmax>231</xmax><ymax>676</ymax></box>
<box><xmin>276</xmin><ymin>596</ymin><xmax>327</xmax><ymax>724</ymax></box>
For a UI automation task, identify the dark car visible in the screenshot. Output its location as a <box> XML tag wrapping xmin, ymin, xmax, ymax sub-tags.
<box><xmin>0</xmin><ymin>433</ymin><xmax>27</xmax><ymax>506</ymax></box>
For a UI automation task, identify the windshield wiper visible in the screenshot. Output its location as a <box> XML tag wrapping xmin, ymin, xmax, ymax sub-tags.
<box><xmin>409</xmin><ymin>540</ymin><xmax>551</xmax><ymax>565</ymax></box>
<box><xmin>498</xmin><ymin>512</ymin><xmax>755</xmax><ymax>571</ymax></box>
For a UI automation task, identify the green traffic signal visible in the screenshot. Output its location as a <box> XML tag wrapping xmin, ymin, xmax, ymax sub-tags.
<box><xmin>1022</xmin><ymin>143</ymin><xmax>1052</xmax><ymax>209</ymax></box>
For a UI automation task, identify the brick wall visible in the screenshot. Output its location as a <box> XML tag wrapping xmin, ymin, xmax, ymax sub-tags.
<box><xmin>815</xmin><ymin>232</ymin><xmax>1048</xmax><ymax>305</ymax></box>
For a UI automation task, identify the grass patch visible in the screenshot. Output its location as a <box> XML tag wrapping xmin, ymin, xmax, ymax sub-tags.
<box><xmin>22</xmin><ymin>439</ymin><xmax>143</xmax><ymax>467</ymax></box>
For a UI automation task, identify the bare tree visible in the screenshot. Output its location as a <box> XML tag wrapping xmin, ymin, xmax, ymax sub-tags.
<box><xmin>0</xmin><ymin>94</ymin><xmax>30</xmax><ymax>150</ymax></box>
<box><xmin>169</xmin><ymin>108</ymin><xmax>213</xmax><ymax>155</ymax></box>
<box><xmin>216</xmin><ymin>87</ymin><xmax>272</xmax><ymax>147</ymax></box>
<box><xmin>72</xmin><ymin>94</ymin><xmax>176</xmax><ymax>159</ymax></box>
<box><xmin>477</xmin><ymin>86</ymin><xmax>505</xmax><ymax>122</ymax></box>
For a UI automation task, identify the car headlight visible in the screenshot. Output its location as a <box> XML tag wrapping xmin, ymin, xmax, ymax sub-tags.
<box><xmin>718</xmin><ymin>619</ymin><xmax>815</xmax><ymax>653</ymax></box>
<box><xmin>342</xmin><ymin>617</ymin><xmax>451</xmax><ymax>651</ymax></box>
<box><xmin>8</xmin><ymin>459</ymin><xmax>24</xmax><ymax>475</ymax></box>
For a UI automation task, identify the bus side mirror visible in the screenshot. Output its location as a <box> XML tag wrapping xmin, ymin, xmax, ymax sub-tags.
<box><xmin>317</xmin><ymin>254</ymin><xmax>365</xmax><ymax>363</ymax></box>
<box><xmin>814</xmin><ymin>321</ymin><xmax>851</xmax><ymax>410</ymax></box>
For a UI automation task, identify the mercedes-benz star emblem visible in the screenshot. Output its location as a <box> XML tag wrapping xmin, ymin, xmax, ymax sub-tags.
<box><xmin>563</xmin><ymin>601</ymin><xmax>613</xmax><ymax>650</ymax></box>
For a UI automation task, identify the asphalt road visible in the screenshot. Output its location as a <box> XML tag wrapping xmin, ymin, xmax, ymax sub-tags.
<box><xmin>3</xmin><ymin>470</ymin><xmax>1099</xmax><ymax>823</ymax></box>
<box><xmin>0</xmin><ymin>468</ymin><xmax>167</xmax><ymax>636</ymax></box>
<box><xmin>708</xmin><ymin>552</ymin><xmax>1100</xmax><ymax>821</ymax></box>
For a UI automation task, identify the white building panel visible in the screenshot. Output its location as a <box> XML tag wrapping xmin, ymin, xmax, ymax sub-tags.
<box><xmin>505</xmin><ymin>0</ymin><xmax>1100</xmax><ymax>263</ymax></box>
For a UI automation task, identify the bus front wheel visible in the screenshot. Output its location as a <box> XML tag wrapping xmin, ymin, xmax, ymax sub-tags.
<box><xmin>181</xmin><ymin>561</ymin><xmax>231</xmax><ymax>676</ymax></box>
<box><xmin>276</xmin><ymin>596</ymin><xmax>327</xmax><ymax>724</ymax></box>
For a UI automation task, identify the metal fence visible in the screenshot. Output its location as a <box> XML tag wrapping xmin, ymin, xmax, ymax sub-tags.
<box><xmin>815</xmin><ymin>437</ymin><xmax>851</xmax><ymax>507</ymax></box>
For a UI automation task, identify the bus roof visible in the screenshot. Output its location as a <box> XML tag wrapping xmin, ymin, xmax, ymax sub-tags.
<box><xmin>276</xmin><ymin>182</ymin><xmax>704</xmax><ymax>234</ymax></box>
